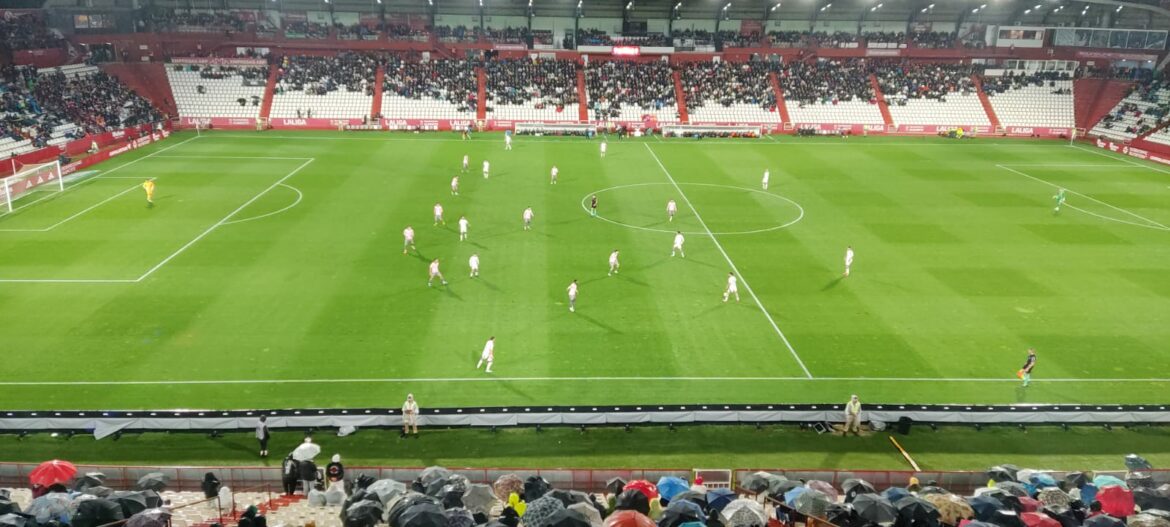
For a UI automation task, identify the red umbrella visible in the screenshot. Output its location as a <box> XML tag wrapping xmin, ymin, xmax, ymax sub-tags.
<box><xmin>1097</xmin><ymin>486</ymin><xmax>1135</xmax><ymax>518</ymax></box>
<box><xmin>1022</xmin><ymin>512</ymin><xmax>1060</xmax><ymax>527</ymax></box>
<box><xmin>604</xmin><ymin>510</ymin><xmax>656</xmax><ymax>527</ymax></box>
<box><xmin>623</xmin><ymin>480</ymin><xmax>659</xmax><ymax>500</ymax></box>
<box><xmin>28</xmin><ymin>460</ymin><xmax>77</xmax><ymax>487</ymax></box>
<box><xmin>1019</xmin><ymin>497</ymin><xmax>1042</xmax><ymax>513</ymax></box>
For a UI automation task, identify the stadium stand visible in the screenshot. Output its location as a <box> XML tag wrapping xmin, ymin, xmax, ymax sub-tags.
<box><xmin>166</xmin><ymin>64</ymin><xmax>267</xmax><ymax>118</ymax></box>
<box><xmin>381</xmin><ymin>57</ymin><xmax>478</xmax><ymax>119</ymax></box>
<box><xmin>779</xmin><ymin>59</ymin><xmax>884</xmax><ymax>125</ymax></box>
<box><xmin>576</xmin><ymin>29</ymin><xmax>616</xmax><ymax>46</ymax></box>
<box><xmin>681</xmin><ymin>60</ymin><xmax>779</xmax><ymax>124</ymax></box>
<box><xmin>585</xmin><ymin>60</ymin><xmax>678</xmax><ymax>122</ymax></box>
<box><xmin>982</xmin><ymin>71</ymin><xmax>1076</xmax><ymax>128</ymax></box>
<box><xmin>1090</xmin><ymin>77</ymin><xmax>1170</xmax><ymax>142</ymax></box>
<box><xmin>147</xmin><ymin>10</ymin><xmax>248</xmax><ymax>33</ymax></box>
<box><xmin>31</xmin><ymin>66</ymin><xmax>158</xmax><ymax>140</ymax></box>
<box><xmin>270</xmin><ymin>54</ymin><xmax>377</xmax><ymax>119</ymax></box>
<box><xmin>874</xmin><ymin>62</ymin><xmax>990</xmax><ymax>126</ymax></box>
<box><xmin>484</xmin><ymin>58</ymin><xmax>580</xmax><ymax>122</ymax></box>
<box><xmin>0</xmin><ymin>11</ymin><xmax>65</xmax><ymax>51</ymax></box>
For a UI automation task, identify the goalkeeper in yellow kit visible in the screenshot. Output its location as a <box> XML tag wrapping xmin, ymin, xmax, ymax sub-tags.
<box><xmin>143</xmin><ymin>178</ymin><xmax>156</xmax><ymax>207</ymax></box>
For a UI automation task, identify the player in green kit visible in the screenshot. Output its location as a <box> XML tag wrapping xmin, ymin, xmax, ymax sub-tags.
<box><xmin>1053</xmin><ymin>188</ymin><xmax>1066</xmax><ymax>214</ymax></box>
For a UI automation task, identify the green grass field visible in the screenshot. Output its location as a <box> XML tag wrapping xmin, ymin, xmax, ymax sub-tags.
<box><xmin>1</xmin><ymin>131</ymin><xmax>1168</xmax><ymax>410</ymax></box>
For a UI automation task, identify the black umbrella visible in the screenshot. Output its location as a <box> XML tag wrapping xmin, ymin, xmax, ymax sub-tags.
<box><xmin>1084</xmin><ymin>516</ymin><xmax>1124</xmax><ymax>527</ymax></box>
<box><xmin>0</xmin><ymin>514</ymin><xmax>31</xmax><ymax>527</ymax></box>
<box><xmin>1063</xmin><ymin>473</ymin><xmax>1087</xmax><ymax>489</ymax></box>
<box><xmin>606</xmin><ymin>478</ymin><xmax>627</xmax><ymax>496</ymax></box>
<box><xmin>112</xmin><ymin>491</ymin><xmax>149</xmax><ymax>517</ymax></box>
<box><xmin>140</xmin><ymin>490</ymin><xmax>162</xmax><ymax>509</ymax></box>
<box><xmin>547</xmin><ymin>490</ymin><xmax>590</xmax><ymax>507</ymax></box>
<box><xmin>524</xmin><ymin>476</ymin><xmax>552</xmax><ymax>502</ymax></box>
<box><xmin>399</xmin><ymin>502</ymin><xmax>446</xmax><ymax>527</ymax></box>
<box><xmin>843</xmin><ymin>479</ymin><xmax>877</xmax><ymax>504</ymax></box>
<box><xmin>546</xmin><ymin>508</ymin><xmax>591</xmax><ymax>527</ymax></box>
<box><xmin>136</xmin><ymin>473</ymin><xmax>168</xmax><ymax>492</ymax></box>
<box><xmin>74</xmin><ymin>473</ymin><xmax>107</xmax><ymax>492</ymax></box>
<box><xmin>615</xmin><ymin>490</ymin><xmax>650</xmax><ymax>516</ymax></box>
<box><xmin>980</xmin><ymin>490</ymin><xmax>1021</xmax><ymax>512</ymax></box>
<box><xmin>1126</xmin><ymin>455</ymin><xmax>1154</xmax><ymax>471</ymax></box>
<box><xmin>987</xmin><ymin>467</ymin><xmax>1017</xmax><ymax>483</ymax></box>
<box><xmin>440</xmin><ymin>490</ymin><xmax>463</xmax><ymax>510</ymax></box>
<box><xmin>1135</xmin><ymin>488</ymin><xmax>1170</xmax><ymax>512</ymax></box>
<box><xmin>419</xmin><ymin>467</ymin><xmax>452</xmax><ymax>488</ymax></box>
<box><xmin>445</xmin><ymin>507</ymin><xmax>475</xmax><ymax>527</ymax></box>
<box><xmin>1128</xmin><ymin>473</ymin><xmax>1156</xmax><ymax>491</ymax></box>
<box><xmin>969</xmin><ymin>496</ymin><xmax>1006</xmax><ymax>521</ymax></box>
<box><xmin>1044</xmin><ymin>508</ymin><xmax>1082</xmax><ymax>527</ymax></box>
<box><xmin>896</xmin><ymin>497</ymin><xmax>941</xmax><ymax>527</ymax></box>
<box><xmin>672</xmin><ymin>491</ymin><xmax>707</xmax><ymax>510</ymax></box>
<box><xmin>995</xmin><ymin>483</ymin><xmax>1030</xmax><ymax>498</ymax></box>
<box><xmin>388</xmin><ymin>493</ymin><xmax>438</xmax><ymax>527</ymax></box>
<box><xmin>919</xmin><ymin>487</ymin><xmax>949</xmax><ymax>496</ymax></box>
<box><xmin>659</xmin><ymin>499</ymin><xmax>704</xmax><ymax>527</ymax></box>
<box><xmin>853</xmin><ymin>494</ymin><xmax>898</xmax><ymax>525</ymax></box>
<box><xmin>346</xmin><ymin>499</ymin><xmax>386</xmax><ymax>527</ymax></box>
<box><xmin>84</xmin><ymin>487</ymin><xmax>114</xmax><ymax>499</ymax></box>
<box><xmin>0</xmin><ymin>500</ymin><xmax>18</xmax><ymax>516</ymax></box>
<box><xmin>985</xmin><ymin>510</ymin><xmax>1023</xmax><ymax>527</ymax></box>
<box><xmin>826</xmin><ymin>503</ymin><xmax>864</xmax><ymax>527</ymax></box>
<box><xmin>72</xmin><ymin>498</ymin><xmax>126</xmax><ymax>527</ymax></box>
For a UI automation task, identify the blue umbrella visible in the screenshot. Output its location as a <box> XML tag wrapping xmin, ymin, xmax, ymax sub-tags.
<box><xmin>1029</xmin><ymin>474</ymin><xmax>1057</xmax><ymax>489</ymax></box>
<box><xmin>706</xmin><ymin>489</ymin><xmax>736</xmax><ymax>513</ymax></box>
<box><xmin>1093</xmin><ymin>476</ymin><xmax>1127</xmax><ymax>490</ymax></box>
<box><xmin>657</xmin><ymin>477</ymin><xmax>690</xmax><ymax>502</ymax></box>
<box><xmin>968</xmin><ymin>496</ymin><xmax>1005</xmax><ymax>522</ymax></box>
<box><xmin>784</xmin><ymin>486</ymin><xmax>809</xmax><ymax>505</ymax></box>
<box><xmin>1079</xmin><ymin>484</ymin><xmax>1098</xmax><ymax>506</ymax></box>
<box><xmin>883</xmin><ymin>488</ymin><xmax>912</xmax><ymax>505</ymax></box>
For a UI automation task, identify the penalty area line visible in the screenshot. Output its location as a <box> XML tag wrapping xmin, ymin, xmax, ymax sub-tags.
<box><xmin>643</xmin><ymin>143</ymin><xmax>813</xmax><ymax>379</ymax></box>
<box><xmin>996</xmin><ymin>164</ymin><xmax>1170</xmax><ymax>230</ymax></box>
<box><xmin>1</xmin><ymin>376</ymin><xmax>1170</xmax><ymax>386</ymax></box>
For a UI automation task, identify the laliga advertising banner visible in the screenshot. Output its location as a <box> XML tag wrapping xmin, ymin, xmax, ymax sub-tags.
<box><xmin>1095</xmin><ymin>138</ymin><xmax>1170</xmax><ymax>166</ymax></box>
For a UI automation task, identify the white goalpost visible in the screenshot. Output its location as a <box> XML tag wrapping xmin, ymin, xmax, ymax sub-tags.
<box><xmin>0</xmin><ymin>160</ymin><xmax>65</xmax><ymax>213</ymax></box>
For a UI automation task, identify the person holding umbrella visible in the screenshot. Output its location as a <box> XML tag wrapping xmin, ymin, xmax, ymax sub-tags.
<box><xmin>844</xmin><ymin>395</ymin><xmax>862</xmax><ymax>435</ymax></box>
<box><xmin>292</xmin><ymin>437</ymin><xmax>321</xmax><ymax>495</ymax></box>
<box><xmin>256</xmin><ymin>416</ymin><xmax>270</xmax><ymax>458</ymax></box>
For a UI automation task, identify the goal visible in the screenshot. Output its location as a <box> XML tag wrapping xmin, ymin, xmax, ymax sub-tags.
<box><xmin>0</xmin><ymin>161</ymin><xmax>64</xmax><ymax>213</ymax></box>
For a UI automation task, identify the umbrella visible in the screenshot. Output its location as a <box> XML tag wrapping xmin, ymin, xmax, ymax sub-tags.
<box><xmin>624</xmin><ymin>481</ymin><xmax>659</xmax><ymax>500</ymax></box>
<box><xmin>986</xmin><ymin>510</ymin><xmax>1024</xmax><ymax>527</ymax></box>
<box><xmin>126</xmin><ymin>509</ymin><xmax>171</xmax><ymax>527</ymax></box>
<box><xmin>895</xmin><ymin>496</ymin><xmax>940</xmax><ymax>527</ymax></box>
<box><xmin>1018</xmin><ymin>498</ymin><xmax>1042</xmax><ymax>513</ymax></box>
<box><xmin>524</xmin><ymin>495</ymin><xmax>567</xmax><ymax>527</ymax></box>
<box><xmin>524</xmin><ymin>476</ymin><xmax>553</xmax><ymax>502</ymax></box>
<box><xmin>368</xmin><ymin>480</ymin><xmax>409</xmax><ymax>505</ymax></box>
<box><xmin>548</xmin><ymin>490</ymin><xmax>590</xmax><ymax>508</ymax></box>
<box><xmin>29</xmin><ymin>460</ymin><xmax>77</xmax><ymax>488</ymax></box>
<box><xmin>1097</xmin><ymin>486</ymin><xmax>1134</xmax><ymax>518</ymax></box>
<box><xmin>884</xmin><ymin>488</ymin><xmax>913</xmax><ymax>505</ymax></box>
<box><xmin>83</xmin><ymin>487</ymin><xmax>113</xmax><ymax>499</ymax></box>
<box><xmin>825</xmin><ymin>503</ymin><xmax>862</xmax><ymax>527</ymax></box>
<box><xmin>793</xmin><ymin>489</ymin><xmax>832</xmax><ymax>518</ymax></box>
<box><xmin>1094</xmin><ymin>476</ymin><xmax>1127</xmax><ymax>490</ymax></box>
<box><xmin>420</xmin><ymin>467</ymin><xmax>453</xmax><ymax>487</ymax></box>
<box><xmin>1029</xmin><ymin>474</ymin><xmax>1057</xmax><ymax>489</ymax></box>
<box><xmin>1127</xmin><ymin>455</ymin><xmax>1154</xmax><ymax>471</ymax></box>
<box><xmin>720</xmin><ymin>499</ymin><xmax>766</xmax><ymax>527</ymax></box>
<box><xmin>111</xmin><ymin>492</ymin><xmax>149</xmax><ymax>518</ymax></box>
<box><xmin>1157</xmin><ymin>484</ymin><xmax>1170</xmax><ymax>497</ymax></box>
<box><xmin>924</xmin><ymin>495</ymin><xmax>973</xmax><ymax>527</ymax></box>
<box><xmin>996</xmin><ymin>483</ymin><xmax>1030</xmax><ymax>498</ymax></box>
<box><xmin>1136</xmin><ymin>487</ymin><xmax>1170</xmax><ymax>512</ymax></box>
<box><xmin>74</xmin><ymin>473</ymin><xmax>107</xmax><ymax>492</ymax></box>
<box><xmin>843</xmin><ymin>479</ymin><xmax>877</xmax><ymax>503</ymax></box>
<box><xmin>1130</xmin><ymin>514</ymin><xmax>1170</xmax><ymax>527</ymax></box>
<box><xmin>446</xmin><ymin>507</ymin><xmax>476</xmax><ymax>527</ymax></box>
<box><xmin>71</xmin><ymin>498</ymin><xmax>125</xmax><ymax>527</ymax></box>
<box><xmin>988</xmin><ymin>467</ymin><xmax>1017</xmax><ymax>483</ymax></box>
<box><xmin>387</xmin><ymin>493</ymin><xmax>437</xmax><ymax>527</ymax></box>
<box><xmin>615</xmin><ymin>490</ymin><xmax>650</xmax><ymax>516</ymax></box>
<box><xmin>740</xmin><ymin>473</ymin><xmax>775</xmax><ymax>494</ymax></box>
<box><xmin>292</xmin><ymin>442</ymin><xmax>322</xmax><ymax>462</ymax></box>
<box><xmin>0</xmin><ymin>501</ymin><xmax>17</xmax><ymax>517</ymax></box>
<box><xmin>400</xmin><ymin>502</ymin><xmax>448</xmax><ymax>527</ymax></box>
<box><xmin>807</xmin><ymin>481</ymin><xmax>839</xmax><ymax>502</ymax></box>
<box><xmin>853</xmin><ymin>494</ymin><xmax>898</xmax><ymax>525</ymax></box>
<box><xmin>1128</xmin><ymin>472</ymin><xmax>1155</xmax><ymax>491</ymax></box>
<box><xmin>28</xmin><ymin>493</ymin><xmax>71</xmax><ymax>523</ymax></box>
<box><xmin>706</xmin><ymin>489</ymin><xmax>736</xmax><ymax>513</ymax></box>
<box><xmin>1020</xmin><ymin>513</ymin><xmax>1059</xmax><ymax>527</ymax></box>
<box><xmin>784</xmin><ymin>486</ymin><xmax>809</xmax><ymax>505</ymax></box>
<box><xmin>428</xmin><ymin>475</ymin><xmax>470</xmax><ymax>498</ymax></box>
<box><xmin>568</xmin><ymin>503</ymin><xmax>603</xmax><ymax>527</ymax></box>
<box><xmin>547</xmin><ymin>508</ymin><xmax>592</xmax><ymax>527</ymax></box>
<box><xmin>1079</xmin><ymin>484</ymin><xmax>1099</xmax><ymax>507</ymax></box>
<box><xmin>969</xmin><ymin>496</ymin><xmax>1006</xmax><ymax>521</ymax></box>
<box><xmin>657</xmin><ymin>477</ymin><xmax>690</xmax><ymax>501</ymax></box>
<box><xmin>660</xmin><ymin>500</ymin><xmax>705</xmax><ymax>527</ymax></box>
<box><xmin>136</xmin><ymin>473</ymin><xmax>168</xmax><ymax>492</ymax></box>
<box><xmin>607</xmin><ymin>478</ymin><xmax>628</xmax><ymax>496</ymax></box>
<box><xmin>1063</xmin><ymin>473</ymin><xmax>1087</xmax><ymax>489</ymax></box>
<box><xmin>604</xmin><ymin>510</ymin><xmax>655</xmax><ymax>527</ymax></box>
<box><xmin>0</xmin><ymin>514</ymin><xmax>31</xmax><ymax>527</ymax></box>
<box><xmin>1036</xmin><ymin>489</ymin><xmax>1070</xmax><ymax>511</ymax></box>
<box><xmin>461</xmin><ymin>484</ymin><xmax>496</xmax><ymax>515</ymax></box>
<box><xmin>671</xmin><ymin>491</ymin><xmax>706</xmax><ymax>510</ymax></box>
<box><xmin>771</xmin><ymin>480</ymin><xmax>803</xmax><ymax>496</ymax></box>
<box><xmin>919</xmin><ymin>487</ymin><xmax>950</xmax><ymax>496</ymax></box>
<box><xmin>1084</xmin><ymin>516</ymin><xmax>1124</xmax><ymax>527</ymax></box>
<box><xmin>493</xmin><ymin>474</ymin><xmax>524</xmax><ymax>501</ymax></box>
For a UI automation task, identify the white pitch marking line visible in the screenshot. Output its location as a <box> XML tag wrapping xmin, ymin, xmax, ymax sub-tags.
<box><xmin>1</xmin><ymin>376</ymin><xmax>1169</xmax><ymax>386</ymax></box>
<box><xmin>133</xmin><ymin>158</ymin><xmax>315</xmax><ymax>282</ymax></box>
<box><xmin>996</xmin><ymin>164</ymin><xmax>1170</xmax><ymax>230</ymax></box>
<box><xmin>1070</xmin><ymin>143</ymin><xmax>1170</xmax><ymax>176</ymax></box>
<box><xmin>153</xmin><ymin>155</ymin><xmax>315</xmax><ymax>160</ymax></box>
<box><xmin>222</xmin><ymin>184</ymin><xmax>304</xmax><ymax>225</ymax></box>
<box><xmin>201</xmin><ymin>133</ymin><xmax>1049</xmax><ymax>147</ymax></box>
<box><xmin>998</xmin><ymin>164</ymin><xmax>1147</xmax><ymax>168</ymax></box>
<box><xmin>0</xmin><ymin>278</ymin><xmax>139</xmax><ymax>284</ymax></box>
<box><xmin>643</xmin><ymin>143</ymin><xmax>814</xmax><ymax>379</ymax></box>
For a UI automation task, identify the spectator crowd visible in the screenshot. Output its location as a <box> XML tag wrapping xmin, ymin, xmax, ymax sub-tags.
<box><xmin>873</xmin><ymin>61</ymin><xmax>980</xmax><ymax>104</ymax></box>
<box><xmin>276</xmin><ymin>54</ymin><xmax>378</xmax><ymax>96</ymax></box>
<box><xmin>585</xmin><ymin>60</ymin><xmax>676</xmax><ymax>119</ymax></box>
<box><xmin>0</xmin><ymin>11</ymin><xmax>65</xmax><ymax>50</ymax></box>
<box><xmin>778</xmin><ymin>58</ymin><xmax>874</xmax><ymax>106</ymax></box>
<box><xmin>383</xmin><ymin>57</ymin><xmax>478</xmax><ymax>114</ymax></box>
<box><xmin>485</xmin><ymin>58</ymin><xmax>579</xmax><ymax>113</ymax></box>
<box><xmin>681</xmin><ymin>61</ymin><xmax>776</xmax><ymax>110</ymax></box>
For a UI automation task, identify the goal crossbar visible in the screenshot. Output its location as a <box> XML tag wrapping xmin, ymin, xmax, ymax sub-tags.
<box><xmin>1</xmin><ymin>160</ymin><xmax>64</xmax><ymax>213</ymax></box>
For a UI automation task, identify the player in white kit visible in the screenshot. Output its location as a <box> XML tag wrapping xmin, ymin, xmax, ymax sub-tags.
<box><xmin>505</xmin><ymin>133</ymin><xmax>513</xmax><ymax>150</ymax></box>
<box><xmin>458</xmin><ymin>216</ymin><xmax>469</xmax><ymax>241</ymax></box>
<box><xmin>468</xmin><ymin>253</ymin><xmax>480</xmax><ymax>278</ymax></box>
<box><xmin>433</xmin><ymin>203</ymin><xmax>444</xmax><ymax>225</ymax></box>
<box><xmin>482</xmin><ymin>160</ymin><xmax>490</xmax><ymax>179</ymax></box>
<box><xmin>844</xmin><ymin>246</ymin><xmax>854</xmax><ymax>277</ymax></box>
<box><xmin>608</xmin><ymin>250</ymin><xmax>620</xmax><ymax>276</ymax></box>
<box><xmin>723</xmin><ymin>272</ymin><xmax>740</xmax><ymax>302</ymax></box>
<box><xmin>550</xmin><ymin>165</ymin><xmax>558</xmax><ymax>185</ymax></box>
<box><xmin>762</xmin><ymin>169</ymin><xmax>770</xmax><ymax>190</ymax></box>
<box><xmin>462</xmin><ymin>154</ymin><xmax>469</xmax><ymax>173</ymax></box>
<box><xmin>403</xmin><ymin>226</ymin><xmax>416</xmax><ymax>254</ymax></box>
<box><xmin>600</xmin><ymin>141</ymin><xmax>607</xmax><ymax>158</ymax></box>
<box><xmin>523</xmin><ymin>207</ymin><xmax>535</xmax><ymax>230</ymax></box>
<box><xmin>428</xmin><ymin>259</ymin><xmax>447</xmax><ymax>287</ymax></box>
<box><xmin>667</xmin><ymin>199</ymin><xmax>678</xmax><ymax>222</ymax></box>
<box><xmin>671</xmin><ymin>231</ymin><xmax>685</xmax><ymax>257</ymax></box>
<box><xmin>476</xmin><ymin>336</ymin><xmax>495</xmax><ymax>373</ymax></box>
<box><xmin>451</xmin><ymin>175</ymin><xmax>459</xmax><ymax>196</ymax></box>
<box><xmin>567</xmin><ymin>279</ymin><xmax>579</xmax><ymax>312</ymax></box>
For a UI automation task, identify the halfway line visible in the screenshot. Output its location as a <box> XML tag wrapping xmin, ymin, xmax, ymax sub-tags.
<box><xmin>0</xmin><ymin>376</ymin><xmax>1168</xmax><ymax>386</ymax></box>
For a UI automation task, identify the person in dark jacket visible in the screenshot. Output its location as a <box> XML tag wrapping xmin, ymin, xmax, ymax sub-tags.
<box><xmin>299</xmin><ymin>458</ymin><xmax>318</xmax><ymax>495</ymax></box>
<box><xmin>256</xmin><ymin>416</ymin><xmax>271</xmax><ymax>458</ymax></box>
<box><xmin>201</xmin><ymin>472</ymin><xmax>221</xmax><ymax>499</ymax></box>
<box><xmin>325</xmin><ymin>454</ymin><xmax>344</xmax><ymax>483</ymax></box>
<box><xmin>280</xmin><ymin>454</ymin><xmax>299</xmax><ymax>496</ymax></box>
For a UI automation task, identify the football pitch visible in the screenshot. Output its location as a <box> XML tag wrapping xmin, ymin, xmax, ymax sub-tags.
<box><xmin>1</xmin><ymin>130</ymin><xmax>1168</xmax><ymax>411</ymax></box>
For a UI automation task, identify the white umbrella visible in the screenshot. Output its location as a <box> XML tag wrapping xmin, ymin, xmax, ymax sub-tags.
<box><xmin>721</xmin><ymin>499</ymin><xmax>766</xmax><ymax>527</ymax></box>
<box><xmin>292</xmin><ymin>442</ymin><xmax>321</xmax><ymax>461</ymax></box>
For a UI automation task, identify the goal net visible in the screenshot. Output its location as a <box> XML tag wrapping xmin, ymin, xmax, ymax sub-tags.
<box><xmin>0</xmin><ymin>161</ymin><xmax>64</xmax><ymax>213</ymax></box>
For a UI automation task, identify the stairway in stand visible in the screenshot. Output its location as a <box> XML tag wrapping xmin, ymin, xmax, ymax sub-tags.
<box><xmin>672</xmin><ymin>70</ymin><xmax>689</xmax><ymax>123</ymax></box>
<box><xmin>768</xmin><ymin>71</ymin><xmax>791</xmax><ymax>128</ymax></box>
<box><xmin>869</xmin><ymin>74</ymin><xmax>894</xmax><ymax>127</ymax></box>
<box><xmin>258</xmin><ymin>65</ymin><xmax>279</xmax><ymax>121</ymax></box>
<box><xmin>972</xmin><ymin>75</ymin><xmax>1002</xmax><ymax>131</ymax></box>
<box><xmin>1074</xmin><ymin>78</ymin><xmax>1133</xmax><ymax>131</ymax></box>
<box><xmin>102</xmin><ymin>63</ymin><xmax>177</xmax><ymax>118</ymax></box>
<box><xmin>371</xmin><ymin>64</ymin><xmax>385</xmax><ymax>118</ymax></box>
<box><xmin>476</xmin><ymin>66</ymin><xmax>487</xmax><ymax>122</ymax></box>
<box><xmin>576</xmin><ymin>66</ymin><xmax>589</xmax><ymax>122</ymax></box>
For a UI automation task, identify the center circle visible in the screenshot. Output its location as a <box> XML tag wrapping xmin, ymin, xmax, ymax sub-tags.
<box><xmin>580</xmin><ymin>183</ymin><xmax>804</xmax><ymax>235</ymax></box>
